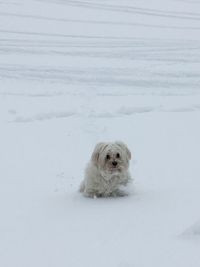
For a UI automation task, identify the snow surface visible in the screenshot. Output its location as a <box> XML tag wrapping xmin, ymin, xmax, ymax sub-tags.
<box><xmin>1</xmin><ymin>0</ymin><xmax>200</xmax><ymax>266</ymax></box>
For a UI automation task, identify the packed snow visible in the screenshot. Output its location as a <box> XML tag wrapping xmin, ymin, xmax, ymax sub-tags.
<box><xmin>1</xmin><ymin>0</ymin><xmax>200</xmax><ymax>266</ymax></box>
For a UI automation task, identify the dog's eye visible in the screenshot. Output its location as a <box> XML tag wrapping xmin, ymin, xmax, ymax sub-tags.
<box><xmin>116</xmin><ymin>153</ymin><xmax>120</xmax><ymax>158</ymax></box>
<box><xmin>106</xmin><ymin>154</ymin><xmax>110</xmax><ymax>160</ymax></box>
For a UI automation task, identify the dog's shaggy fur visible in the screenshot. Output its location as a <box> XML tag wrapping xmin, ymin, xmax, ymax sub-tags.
<box><xmin>80</xmin><ymin>141</ymin><xmax>132</xmax><ymax>198</ymax></box>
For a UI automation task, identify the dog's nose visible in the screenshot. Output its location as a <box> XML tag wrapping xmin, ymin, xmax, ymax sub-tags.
<box><xmin>112</xmin><ymin>161</ymin><xmax>118</xmax><ymax>167</ymax></box>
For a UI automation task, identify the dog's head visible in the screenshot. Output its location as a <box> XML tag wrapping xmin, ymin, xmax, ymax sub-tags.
<box><xmin>91</xmin><ymin>141</ymin><xmax>131</xmax><ymax>174</ymax></box>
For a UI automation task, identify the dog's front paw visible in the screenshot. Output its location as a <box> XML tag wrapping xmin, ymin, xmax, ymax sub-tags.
<box><xmin>111</xmin><ymin>189</ymin><xmax>128</xmax><ymax>197</ymax></box>
<box><xmin>84</xmin><ymin>191</ymin><xmax>102</xmax><ymax>198</ymax></box>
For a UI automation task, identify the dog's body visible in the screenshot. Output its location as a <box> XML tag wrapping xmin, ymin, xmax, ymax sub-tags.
<box><xmin>80</xmin><ymin>141</ymin><xmax>132</xmax><ymax>198</ymax></box>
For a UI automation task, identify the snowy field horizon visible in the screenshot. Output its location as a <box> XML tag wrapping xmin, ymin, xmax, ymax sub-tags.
<box><xmin>1</xmin><ymin>0</ymin><xmax>200</xmax><ymax>266</ymax></box>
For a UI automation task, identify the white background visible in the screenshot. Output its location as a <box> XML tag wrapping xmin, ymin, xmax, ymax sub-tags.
<box><xmin>1</xmin><ymin>0</ymin><xmax>200</xmax><ymax>266</ymax></box>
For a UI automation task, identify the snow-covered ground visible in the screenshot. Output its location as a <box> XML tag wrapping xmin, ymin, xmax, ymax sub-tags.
<box><xmin>1</xmin><ymin>0</ymin><xmax>200</xmax><ymax>266</ymax></box>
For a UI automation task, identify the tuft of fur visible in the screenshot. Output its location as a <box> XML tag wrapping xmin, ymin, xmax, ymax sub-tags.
<box><xmin>79</xmin><ymin>141</ymin><xmax>132</xmax><ymax>198</ymax></box>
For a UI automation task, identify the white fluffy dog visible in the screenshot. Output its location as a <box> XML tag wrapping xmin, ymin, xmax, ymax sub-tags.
<box><xmin>80</xmin><ymin>141</ymin><xmax>132</xmax><ymax>198</ymax></box>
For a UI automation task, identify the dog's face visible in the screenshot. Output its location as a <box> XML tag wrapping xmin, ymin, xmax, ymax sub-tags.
<box><xmin>91</xmin><ymin>141</ymin><xmax>131</xmax><ymax>175</ymax></box>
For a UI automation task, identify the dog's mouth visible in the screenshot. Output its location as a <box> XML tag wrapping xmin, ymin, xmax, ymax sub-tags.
<box><xmin>109</xmin><ymin>166</ymin><xmax>121</xmax><ymax>173</ymax></box>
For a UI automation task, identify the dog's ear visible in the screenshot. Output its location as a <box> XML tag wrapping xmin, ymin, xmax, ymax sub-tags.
<box><xmin>91</xmin><ymin>142</ymin><xmax>106</xmax><ymax>166</ymax></box>
<box><xmin>115</xmin><ymin>141</ymin><xmax>131</xmax><ymax>160</ymax></box>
